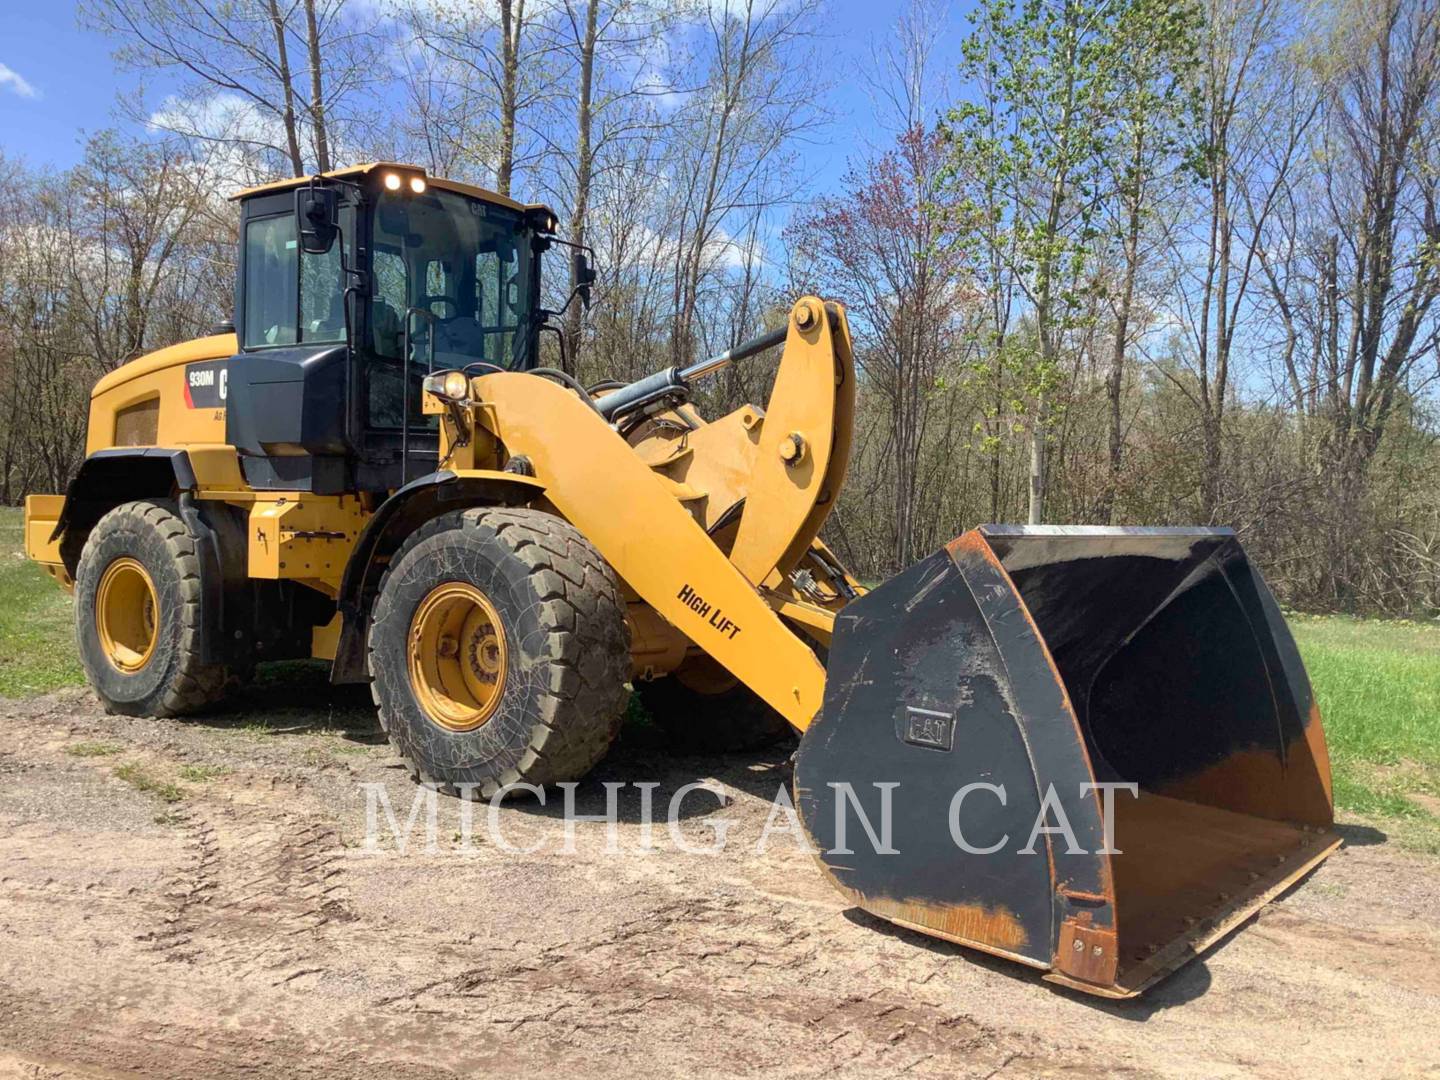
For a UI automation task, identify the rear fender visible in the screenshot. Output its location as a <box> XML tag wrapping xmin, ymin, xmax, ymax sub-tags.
<box><xmin>53</xmin><ymin>448</ymin><xmax>199</xmax><ymax>573</ymax></box>
<box><xmin>50</xmin><ymin>448</ymin><xmax>247</xmax><ymax>666</ymax></box>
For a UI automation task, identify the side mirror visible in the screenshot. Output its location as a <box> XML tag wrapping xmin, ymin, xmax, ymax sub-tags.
<box><xmin>571</xmin><ymin>249</ymin><xmax>596</xmax><ymax>310</ymax></box>
<box><xmin>296</xmin><ymin>186</ymin><xmax>339</xmax><ymax>255</ymax></box>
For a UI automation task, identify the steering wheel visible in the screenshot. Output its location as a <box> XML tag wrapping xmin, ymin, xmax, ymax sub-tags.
<box><xmin>419</xmin><ymin>294</ymin><xmax>458</xmax><ymax>321</ymax></box>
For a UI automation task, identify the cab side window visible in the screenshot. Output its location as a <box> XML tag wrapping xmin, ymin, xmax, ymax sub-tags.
<box><xmin>243</xmin><ymin>209</ymin><xmax>352</xmax><ymax>349</ymax></box>
<box><xmin>242</xmin><ymin>216</ymin><xmax>298</xmax><ymax>348</ymax></box>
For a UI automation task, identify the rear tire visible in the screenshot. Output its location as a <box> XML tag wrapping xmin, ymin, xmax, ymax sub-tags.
<box><xmin>368</xmin><ymin>507</ymin><xmax>631</xmax><ymax>797</ymax></box>
<box><xmin>637</xmin><ymin>655</ymin><xmax>795</xmax><ymax>753</ymax></box>
<box><xmin>74</xmin><ymin>499</ymin><xmax>233</xmax><ymax>717</ymax></box>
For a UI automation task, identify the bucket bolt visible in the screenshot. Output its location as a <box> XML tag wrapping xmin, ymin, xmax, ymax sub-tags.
<box><xmin>779</xmin><ymin>432</ymin><xmax>808</xmax><ymax>466</ymax></box>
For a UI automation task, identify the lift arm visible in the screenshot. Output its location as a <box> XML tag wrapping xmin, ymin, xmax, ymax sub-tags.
<box><xmin>470</xmin><ymin>298</ymin><xmax>853</xmax><ymax>728</ymax></box>
<box><xmin>474</xmin><ymin>370</ymin><xmax>828</xmax><ymax>728</ymax></box>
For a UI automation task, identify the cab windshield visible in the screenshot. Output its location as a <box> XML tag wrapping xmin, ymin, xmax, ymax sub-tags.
<box><xmin>365</xmin><ymin>187</ymin><xmax>535</xmax><ymax>430</ymax></box>
<box><xmin>370</xmin><ymin>186</ymin><xmax>535</xmax><ymax>362</ymax></box>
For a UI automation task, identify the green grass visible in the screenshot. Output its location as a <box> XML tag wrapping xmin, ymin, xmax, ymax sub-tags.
<box><xmin>178</xmin><ymin>763</ymin><xmax>231</xmax><ymax>782</ymax></box>
<box><xmin>0</xmin><ymin>507</ymin><xmax>85</xmax><ymax>696</ymax></box>
<box><xmin>66</xmin><ymin>740</ymin><xmax>124</xmax><ymax>758</ymax></box>
<box><xmin>113</xmin><ymin>761</ymin><xmax>185</xmax><ymax>804</ymax></box>
<box><xmin>1291</xmin><ymin>615</ymin><xmax>1440</xmax><ymax>850</ymax></box>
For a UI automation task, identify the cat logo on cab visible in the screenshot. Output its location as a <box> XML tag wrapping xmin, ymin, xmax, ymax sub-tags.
<box><xmin>184</xmin><ymin>359</ymin><xmax>228</xmax><ymax>409</ymax></box>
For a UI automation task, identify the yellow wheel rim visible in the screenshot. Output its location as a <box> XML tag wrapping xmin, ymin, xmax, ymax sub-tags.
<box><xmin>407</xmin><ymin>581</ymin><xmax>508</xmax><ymax>732</ymax></box>
<box><xmin>95</xmin><ymin>557</ymin><xmax>159</xmax><ymax>673</ymax></box>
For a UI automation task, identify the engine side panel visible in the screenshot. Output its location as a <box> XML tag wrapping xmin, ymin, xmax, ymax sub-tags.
<box><xmin>87</xmin><ymin>334</ymin><xmax>236</xmax><ymax>455</ymax></box>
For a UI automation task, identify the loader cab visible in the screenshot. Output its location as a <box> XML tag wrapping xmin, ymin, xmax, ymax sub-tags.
<box><xmin>227</xmin><ymin>164</ymin><xmax>552</xmax><ymax>494</ymax></box>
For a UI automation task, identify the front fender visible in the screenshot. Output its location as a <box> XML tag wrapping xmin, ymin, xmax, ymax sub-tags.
<box><xmin>329</xmin><ymin>468</ymin><xmax>545</xmax><ymax>683</ymax></box>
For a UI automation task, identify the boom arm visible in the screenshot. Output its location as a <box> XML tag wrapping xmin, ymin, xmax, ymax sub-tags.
<box><xmin>470</xmin><ymin>297</ymin><xmax>855</xmax><ymax>728</ymax></box>
<box><xmin>473</xmin><ymin>375</ymin><xmax>828</xmax><ymax>728</ymax></box>
<box><xmin>595</xmin><ymin>297</ymin><xmax>856</xmax><ymax>589</ymax></box>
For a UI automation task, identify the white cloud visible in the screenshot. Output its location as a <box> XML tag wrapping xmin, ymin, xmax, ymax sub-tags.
<box><xmin>0</xmin><ymin>62</ymin><xmax>39</xmax><ymax>100</ymax></box>
<box><xmin>149</xmin><ymin>92</ymin><xmax>279</xmax><ymax>149</ymax></box>
<box><xmin>147</xmin><ymin>91</ymin><xmax>298</xmax><ymax>191</ymax></box>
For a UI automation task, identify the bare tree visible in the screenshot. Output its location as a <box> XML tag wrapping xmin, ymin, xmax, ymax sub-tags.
<box><xmin>793</xmin><ymin>126</ymin><xmax>975</xmax><ymax>568</ymax></box>
<box><xmin>84</xmin><ymin>0</ymin><xmax>380</xmax><ymax>176</ymax></box>
<box><xmin>404</xmin><ymin>0</ymin><xmax>558</xmax><ymax>196</ymax></box>
<box><xmin>546</xmin><ymin>0</ymin><xmax>675</xmax><ymax>367</ymax></box>
<box><xmin>65</xmin><ymin>134</ymin><xmax>211</xmax><ymax>371</ymax></box>
<box><xmin>1161</xmin><ymin>0</ymin><xmax>1321</xmax><ymax>520</ymax></box>
<box><xmin>1317</xmin><ymin>0</ymin><xmax>1440</xmax><ymax>470</ymax></box>
<box><xmin>1096</xmin><ymin>0</ymin><xmax>1200</xmax><ymax>521</ymax></box>
<box><xmin>665</xmin><ymin>0</ymin><xmax>822</xmax><ymax>365</ymax></box>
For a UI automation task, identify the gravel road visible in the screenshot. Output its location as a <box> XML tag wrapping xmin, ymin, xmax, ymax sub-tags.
<box><xmin>1</xmin><ymin>673</ymin><xmax>1436</xmax><ymax>1078</ymax></box>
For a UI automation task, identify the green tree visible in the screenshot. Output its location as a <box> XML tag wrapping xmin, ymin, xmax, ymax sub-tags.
<box><xmin>944</xmin><ymin>0</ymin><xmax>1197</xmax><ymax>522</ymax></box>
<box><xmin>945</xmin><ymin>0</ymin><xmax>1115</xmax><ymax>522</ymax></box>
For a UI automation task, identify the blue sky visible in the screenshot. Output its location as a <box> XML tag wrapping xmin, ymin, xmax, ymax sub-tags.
<box><xmin>0</xmin><ymin>1</ymin><xmax>969</xmax><ymax>198</ymax></box>
<box><xmin>0</xmin><ymin>3</ymin><xmax>167</xmax><ymax>168</ymax></box>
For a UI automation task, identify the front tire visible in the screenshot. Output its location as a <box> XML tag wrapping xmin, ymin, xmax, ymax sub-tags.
<box><xmin>368</xmin><ymin>508</ymin><xmax>631</xmax><ymax>797</ymax></box>
<box><xmin>74</xmin><ymin>499</ymin><xmax>233</xmax><ymax>716</ymax></box>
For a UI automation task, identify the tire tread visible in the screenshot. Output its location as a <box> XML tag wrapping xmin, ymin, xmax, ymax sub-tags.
<box><xmin>76</xmin><ymin>499</ymin><xmax>231</xmax><ymax>717</ymax></box>
<box><xmin>369</xmin><ymin>507</ymin><xmax>631</xmax><ymax>796</ymax></box>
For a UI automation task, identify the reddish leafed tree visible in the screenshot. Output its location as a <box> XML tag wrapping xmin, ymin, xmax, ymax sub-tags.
<box><xmin>789</xmin><ymin>126</ymin><xmax>978</xmax><ymax>569</ymax></box>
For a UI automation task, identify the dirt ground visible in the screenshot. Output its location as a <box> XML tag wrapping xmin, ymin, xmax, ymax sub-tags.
<box><xmin>1</xmin><ymin>675</ymin><xmax>1437</xmax><ymax>1079</ymax></box>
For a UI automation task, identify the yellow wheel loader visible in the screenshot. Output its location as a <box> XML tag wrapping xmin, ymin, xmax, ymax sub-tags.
<box><xmin>23</xmin><ymin>163</ymin><xmax>1340</xmax><ymax>999</ymax></box>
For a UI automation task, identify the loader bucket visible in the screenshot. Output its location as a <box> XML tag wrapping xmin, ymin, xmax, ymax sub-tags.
<box><xmin>794</xmin><ymin>525</ymin><xmax>1339</xmax><ymax>998</ymax></box>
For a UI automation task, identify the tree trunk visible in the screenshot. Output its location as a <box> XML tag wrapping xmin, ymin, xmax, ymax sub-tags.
<box><xmin>1101</xmin><ymin>116</ymin><xmax>1147</xmax><ymax>524</ymax></box>
<box><xmin>265</xmin><ymin>0</ymin><xmax>304</xmax><ymax>173</ymax></box>
<box><xmin>303</xmin><ymin>0</ymin><xmax>330</xmax><ymax>173</ymax></box>
<box><xmin>1103</xmin><ymin>206</ymin><xmax>1141</xmax><ymax>524</ymax></box>
<box><xmin>989</xmin><ymin>370</ymin><xmax>1002</xmax><ymax>522</ymax></box>
<box><xmin>564</xmin><ymin>0</ymin><xmax>599</xmax><ymax>373</ymax></box>
<box><xmin>1028</xmin><ymin>389</ymin><xmax>1046</xmax><ymax>524</ymax></box>
<box><xmin>1201</xmin><ymin>415</ymin><xmax>1223</xmax><ymax>524</ymax></box>
<box><xmin>125</xmin><ymin>253</ymin><xmax>147</xmax><ymax>362</ymax></box>
<box><xmin>496</xmin><ymin>0</ymin><xmax>524</xmax><ymax>197</ymax></box>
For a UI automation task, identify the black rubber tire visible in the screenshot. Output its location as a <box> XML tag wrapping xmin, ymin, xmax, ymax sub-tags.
<box><xmin>637</xmin><ymin>655</ymin><xmax>795</xmax><ymax>754</ymax></box>
<box><xmin>74</xmin><ymin>499</ymin><xmax>232</xmax><ymax>717</ymax></box>
<box><xmin>368</xmin><ymin>507</ymin><xmax>631</xmax><ymax>797</ymax></box>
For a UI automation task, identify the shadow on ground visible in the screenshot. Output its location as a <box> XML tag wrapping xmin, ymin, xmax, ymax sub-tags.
<box><xmin>1334</xmin><ymin>822</ymin><xmax>1388</xmax><ymax>847</ymax></box>
<box><xmin>840</xmin><ymin>906</ymin><xmax>1217</xmax><ymax>1016</ymax></box>
<box><xmin>182</xmin><ymin>661</ymin><xmax>798</xmax><ymax>823</ymax></box>
<box><xmin>185</xmin><ymin>660</ymin><xmax>381</xmax><ymax>741</ymax></box>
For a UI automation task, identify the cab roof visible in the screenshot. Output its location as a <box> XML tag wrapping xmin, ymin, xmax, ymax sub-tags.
<box><xmin>230</xmin><ymin>162</ymin><xmax>554</xmax><ymax>218</ymax></box>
